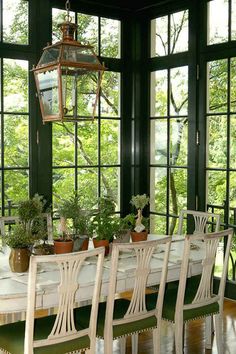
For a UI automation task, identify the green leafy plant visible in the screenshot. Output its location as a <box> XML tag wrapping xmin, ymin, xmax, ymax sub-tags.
<box><xmin>125</xmin><ymin>194</ymin><xmax>150</xmax><ymax>233</ymax></box>
<box><xmin>91</xmin><ymin>196</ymin><xmax>119</xmax><ymax>241</ymax></box>
<box><xmin>5</xmin><ymin>224</ymin><xmax>33</xmax><ymax>249</ymax></box>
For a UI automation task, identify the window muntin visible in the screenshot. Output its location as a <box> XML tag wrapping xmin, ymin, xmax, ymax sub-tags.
<box><xmin>2</xmin><ymin>0</ymin><xmax>28</xmax><ymax>45</ymax></box>
<box><xmin>150</xmin><ymin>10</ymin><xmax>189</xmax><ymax>57</ymax></box>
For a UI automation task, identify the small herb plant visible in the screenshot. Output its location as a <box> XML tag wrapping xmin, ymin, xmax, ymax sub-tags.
<box><xmin>5</xmin><ymin>224</ymin><xmax>33</xmax><ymax>249</ymax></box>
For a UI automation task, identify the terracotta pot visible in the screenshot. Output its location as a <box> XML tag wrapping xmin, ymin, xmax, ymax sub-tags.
<box><xmin>93</xmin><ymin>238</ymin><xmax>109</xmax><ymax>256</ymax></box>
<box><xmin>131</xmin><ymin>230</ymin><xmax>148</xmax><ymax>242</ymax></box>
<box><xmin>9</xmin><ymin>248</ymin><xmax>30</xmax><ymax>273</ymax></box>
<box><xmin>73</xmin><ymin>235</ymin><xmax>89</xmax><ymax>252</ymax></box>
<box><xmin>54</xmin><ymin>239</ymin><xmax>74</xmax><ymax>254</ymax></box>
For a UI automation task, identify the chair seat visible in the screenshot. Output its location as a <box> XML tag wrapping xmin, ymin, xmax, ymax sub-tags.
<box><xmin>76</xmin><ymin>298</ymin><xmax>157</xmax><ymax>339</ymax></box>
<box><xmin>0</xmin><ymin>314</ymin><xmax>90</xmax><ymax>354</ymax></box>
<box><xmin>147</xmin><ymin>276</ymin><xmax>219</xmax><ymax>323</ymax></box>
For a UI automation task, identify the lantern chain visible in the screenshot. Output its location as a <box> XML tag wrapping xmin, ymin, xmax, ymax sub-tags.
<box><xmin>65</xmin><ymin>0</ymin><xmax>71</xmax><ymax>21</ymax></box>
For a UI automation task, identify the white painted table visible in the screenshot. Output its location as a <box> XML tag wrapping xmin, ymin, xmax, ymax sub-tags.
<box><xmin>0</xmin><ymin>235</ymin><xmax>204</xmax><ymax>316</ymax></box>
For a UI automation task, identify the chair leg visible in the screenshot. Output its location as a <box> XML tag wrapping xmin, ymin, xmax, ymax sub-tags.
<box><xmin>153</xmin><ymin>327</ymin><xmax>161</xmax><ymax>354</ymax></box>
<box><xmin>119</xmin><ymin>337</ymin><xmax>126</xmax><ymax>354</ymax></box>
<box><xmin>131</xmin><ymin>333</ymin><xmax>138</xmax><ymax>354</ymax></box>
<box><xmin>205</xmin><ymin>315</ymin><xmax>213</xmax><ymax>349</ymax></box>
<box><xmin>215</xmin><ymin>313</ymin><xmax>223</xmax><ymax>354</ymax></box>
<box><xmin>174</xmin><ymin>322</ymin><xmax>184</xmax><ymax>354</ymax></box>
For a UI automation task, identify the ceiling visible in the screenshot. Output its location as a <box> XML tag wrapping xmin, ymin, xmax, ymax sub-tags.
<box><xmin>81</xmin><ymin>0</ymin><xmax>176</xmax><ymax>11</ymax></box>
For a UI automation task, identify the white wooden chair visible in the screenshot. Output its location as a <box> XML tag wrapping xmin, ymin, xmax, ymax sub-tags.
<box><xmin>0</xmin><ymin>246</ymin><xmax>105</xmax><ymax>354</ymax></box>
<box><xmin>148</xmin><ymin>228</ymin><xmax>233</xmax><ymax>353</ymax></box>
<box><xmin>177</xmin><ymin>209</ymin><xmax>220</xmax><ymax>235</ymax></box>
<box><xmin>77</xmin><ymin>238</ymin><xmax>171</xmax><ymax>354</ymax></box>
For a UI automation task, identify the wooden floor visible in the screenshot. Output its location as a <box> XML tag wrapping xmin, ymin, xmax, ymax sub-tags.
<box><xmin>96</xmin><ymin>299</ymin><xmax>236</xmax><ymax>353</ymax></box>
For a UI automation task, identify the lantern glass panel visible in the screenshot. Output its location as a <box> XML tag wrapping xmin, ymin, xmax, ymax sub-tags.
<box><xmin>62</xmin><ymin>45</ymin><xmax>99</xmax><ymax>64</ymax></box>
<box><xmin>37</xmin><ymin>69</ymin><xmax>59</xmax><ymax>116</ymax></box>
<box><xmin>77</xmin><ymin>71</ymin><xmax>99</xmax><ymax>117</ymax></box>
<box><xmin>38</xmin><ymin>47</ymin><xmax>60</xmax><ymax>66</ymax></box>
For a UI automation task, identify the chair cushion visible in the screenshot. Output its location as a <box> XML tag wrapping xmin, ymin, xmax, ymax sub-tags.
<box><xmin>0</xmin><ymin>314</ymin><xmax>90</xmax><ymax>354</ymax></box>
<box><xmin>76</xmin><ymin>298</ymin><xmax>157</xmax><ymax>339</ymax></box>
<box><xmin>147</xmin><ymin>276</ymin><xmax>219</xmax><ymax>323</ymax></box>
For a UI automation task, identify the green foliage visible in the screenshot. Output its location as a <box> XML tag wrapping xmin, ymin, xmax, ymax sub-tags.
<box><xmin>5</xmin><ymin>224</ymin><xmax>33</xmax><ymax>249</ymax></box>
<box><xmin>91</xmin><ymin>196</ymin><xmax>119</xmax><ymax>241</ymax></box>
<box><xmin>130</xmin><ymin>194</ymin><xmax>150</xmax><ymax>211</ymax></box>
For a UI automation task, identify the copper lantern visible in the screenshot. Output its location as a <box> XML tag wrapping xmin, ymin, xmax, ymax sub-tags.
<box><xmin>33</xmin><ymin>7</ymin><xmax>106</xmax><ymax>123</ymax></box>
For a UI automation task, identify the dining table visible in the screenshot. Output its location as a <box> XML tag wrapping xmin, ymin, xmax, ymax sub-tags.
<box><xmin>0</xmin><ymin>234</ymin><xmax>204</xmax><ymax>323</ymax></box>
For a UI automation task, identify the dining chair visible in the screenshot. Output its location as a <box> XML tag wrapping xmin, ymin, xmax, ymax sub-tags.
<box><xmin>0</xmin><ymin>246</ymin><xmax>105</xmax><ymax>354</ymax></box>
<box><xmin>177</xmin><ymin>209</ymin><xmax>220</xmax><ymax>236</ymax></box>
<box><xmin>148</xmin><ymin>228</ymin><xmax>233</xmax><ymax>353</ymax></box>
<box><xmin>77</xmin><ymin>237</ymin><xmax>171</xmax><ymax>354</ymax></box>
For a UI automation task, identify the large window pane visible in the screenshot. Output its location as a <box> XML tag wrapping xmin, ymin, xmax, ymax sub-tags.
<box><xmin>150</xmin><ymin>167</ymin><xmax>167</xmax><ymax>214</ymax></box>
<box><xmin>100</xmin><ymin>18</ymin><xmax>120</xmax><ymax>58</ymax></box>
<box><xmin>77</xmin><ymin>13</ymin><xmax>98</xmax><ymax>53</ymax></box>
<box><xmin>3</xmin><ymin>59</ymin><xmax>28</xmax><ymax>113</ymax></box>
<box><xmin>230</xmin><ymin>116</ymin><xmax>236</xmax><ymax>168</ymax></box>
<box><xmin>207</xmin><ymin>115</ymin><xmax>227</xmax><ymax>168</ymax></box>
<box><xmin>4</xmin><ymin>170</ymin><xmax>29</xmax><ymax>206</ymax></box>
<box><xmin>230</xmin><ymin>58</ymin><xmax>236</xmax><ymax>112</ymax></box>
<box><xmin>53</xmin><ymin>168</ymin><xmax>75</xmax><ymax>209</ymax></box>
<box><xmin>4</xmin><ymin>115</ymin><xmax>28</xmax><ymax>167</ymax></box>
<box><xmin>150</xmin><ymin>214</ymin><xmax>166</xmax><ymax>234</ymax></box>
<box><xmin>170</xmin><ymin>66</ymin><xmax>188</xmax><ymax>116</ymax></box>
<box><xmin>77</xmin><ymin>122</ymin><xmax>98</xmax><ymax>166</ymax></box>
<box><xmin>169</xmin><ymin>168</ymin><xmax>187</xmax><ymax>215</ymax></box>
<box><xmin>207</xmin><ymin>59</ymin><xmax>228</xmax><ymax>113</ymax></box>
<box><xmin>151</xmin><ymin>16</ymin><xmax>168</xmax><ymax>57</ymax></box>
<box><xmin>232</xmin><ymin>0</ymin><xmax>236</xmax><ymax>40</ymax></box>
<box><xmin>53</xmin><ymin>123</ymin><xmax>75</xmax><ymax>167</ymax></box>
<box><xmin>207</xmin><ymin>170</ymin><xmax>226</xmax><ymax>206</ymax></box>
<box><xmin>208</xmin><ymin>0</ymin><xmax>228</xmax><ymax>44</ymax></box>
<box><xmin>170</xmin><ymin>118</ymin><xmax>188</xmax><ymax>166</ymax></box>
<box><xmin>150</xmin><ymin>120</ymin><xmax>167</xmax><ymax>165</ymax></box>
<box><xmin>150</xmin><ymin>70</ymin><xmax>167</xmax><ymax>117</ymax></box>
<box><xmin>170</xmin><ymin>10</ymin><xmax>188</xmax><ymax>54</ymax></box>
<box><xmin>101</xmin><ymin>120</ymin><xmax>120</xmax><ymax>165</ymax></box>
<box><xmin>100</xmin><ymin>167</ymin><xmax>120</xmax><ymax>208</ymax></box>
<box><xmin>100</xmin><ymin>72</ymin><xmax>120</xmax><ymax>117</ymax></box>
<box><xmin>3</xmin><ymin>0</ymin><xmax>28</xmax><ymax>45</ymax></box>
<box><xmin>78</xmin><ymin>168</ymin><xmax>98</xmax><ymax>208</ymax></box>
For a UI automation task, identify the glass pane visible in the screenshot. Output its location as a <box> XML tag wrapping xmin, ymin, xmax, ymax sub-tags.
<box><xmin>169</xmin><ymin>168</ymin><xmax>187</xmax><ymax>215</ymax></box>
<box><xmin>77</xmin><ymin>121</ymin><xmax>98</xmax><ymax>166</ymax></box>
<box><xmin>207</xmin><ymin>115</ymin><xmax>227</xmax><ymax>168</ymax></box>
<box><xmin>150</xmin><ymin>119</ymin><xmax>167</xmax><ymax>165</ymax></box>
<box><xmin>100</xmin><ymin>18</ymin><xmax>120</xmax><ymax>58</ymax></box>
<box><xmin>37</xmin><ymin>69</ymin><xmax>59</xmax><ymax>116</ymax></box>
<box><xmin>150</xmin><ymin>167</ymin><xmax>167</xmax><ymax>214</ymax></box>
<box><xmin>170</xmin><ymin>10</ymin><xmax>189</xmax><ymax>54</ymax></box>
<box><xmin>52</xmin><ymin>8</ymin><xmax>75</xmax><ymax>43</ymax></box>
<box><xmin>170</xmin><ymin>118</ymin><xmax>188</xmax><ymax>166</ymax></box>
<box><xmin>170</xmin><ymin>66</ymin><xmax>188</xmax><ymax>116</ymax></box>
<box><xmin>150</xmin><ymin>214</ymin><xmax>166</xmax><ymax>234</ymax></box>
<box><xmin>4</xmin><ymin>115</ymin><xmax>28</xmax><ymax>167</ymax></box>
<box><xmin>3</xmin><ymin>59</ymin><xmax>28</xmax><ymax>113</ymax></box>
<box><xmin>207</xmin><ymin>59</ymin><xmax>228</xmax><ymax>113</ymax></box>
<box><xmin>229</xmin><ymin>171</ymin><xmax>236</xmax><ymax>211</ymax></box>
<box><xmin>76</xmin><ymin>71</ymin><xmax>100</xmax><ymax>118</ymax></box>
<box><xmin>150</xmin><ymin>70</ymin><xmax>168</xmax><ymax>117</ymax></box>
<box><xmin>101</xmin><ymin>120</ymin><xmax>120</xmax><ymax>165</ymax></box>
<box><xmin>230</xmin><ymin>115</ymin><xmax>236</xmax><ymax>168</ymax></box>
<box><xmin>232</xmin><ymin>0</ymin><xmax>236</xmax><ymax>40</ymax></box>
<box><xmin>4</xmin><ymin>170</ymin><xmax>29</xmax><ymax>205</ymax></box>
<box><xmin>100</xmin><ymin>72</ymin><xmax>120</xmax><ymax>117</ymax></box>
<box><xmin>169</xmin><ymin>216</ymin><xmax>179</xmax><ymax>235</ymax></box>
<box><xmin>207</xmin><ymin>170</ymin><xmax>226</xmax><ymax>206</ymax></box>
<box><xmin>78</xmin><ymin>168</ymin><xmax>98</xmax><ymax>208</ymax></box>
<box><xmin>208</xmin><ymin>0</ymin><xmax>228</xmax><ymax>44</ymax></box>
<box><xmin>230</xmin><ymin>58</ymin><xmax>236</xmax><ymax>111</ymax></box>
<box><xmin>151</xmin><ymin>16</ymin><xmax>168</xmax><ymax>57</ymax></box>
<box><xmin>53</xmin><ymin>168</ymin><xmax>75</xmax><ymax>210</ymax></box>
<box><xmin>3</xmin><ymin>0</ymin><xmax>28</xmax><ymax>45</ymax></box>
<box><xmin>77</xmin><ymin>13</ymin><xmax>98</xmax><ymax>54</ymax></box>
<box><xmin>52</xmin><ymin>123</ymin><xmax>75</xmax><ymax>166</ymax></box>
<box><xmin>100</xmin><ymin>167</ymin><xmax>120</xmax><ymax>209</ymax></box>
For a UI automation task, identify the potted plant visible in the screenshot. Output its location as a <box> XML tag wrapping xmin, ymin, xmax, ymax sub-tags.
<box><xmin>91</xmin><ymin>196</ymin><xmax>119</xmax><ymax>255</ymax></box>
<box><xmin>57</xmin><ymin>193</ymin><xmax>91</xmax><ymax>252</ymax></box>
<box><xmin>129</xmin><ymin>194</ymin><xmax>150</xmax><ymax>242</ymax></box>
<box><xmin>5</xmin><ymin>194</ymin><xmax>48</xmax><ymax>272</ymax></box>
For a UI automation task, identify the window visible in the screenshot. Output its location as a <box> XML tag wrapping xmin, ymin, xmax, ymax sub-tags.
<box><xmin>52</xmin><ymin>8</ymin><xmax>121</xmax><ymax>211</ymax></box>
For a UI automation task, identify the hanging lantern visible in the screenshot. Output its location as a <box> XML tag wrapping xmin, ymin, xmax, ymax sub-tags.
<box><xmin>32</xmin><ymin>0</ymin><xmax>106</xmax><ymax>123</ymax></box>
